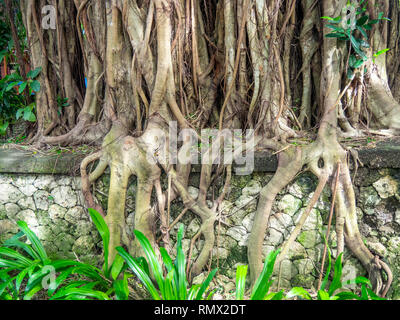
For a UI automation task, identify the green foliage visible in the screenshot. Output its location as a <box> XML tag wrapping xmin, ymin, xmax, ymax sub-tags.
<box><xmin>0</xmin><ymin>221</ymin><xmax>80</xmax><ymax>300</ymax></box>
<box><xmin>322</xmin><ymin>0</ymin><xmax>390</xmax><ymax>79</ymax></box>
<box><xmin>235</xmin><ymin>265</ymin><xmax>248</xmax><ymax>300</ymax></box>
<box><xmin>88</xmin><ymin>208</ymin><xmax>110</xmax><ymax>277</ymax></box>
<box><xmin>0</xmin><ymin>73</ymin><xmax>25</xmax><ymax>135</ymax></box>
<box><xmin>0</xmin><ymin>67</ymin><xmax>41</xmax><ymax>135</ymax></box>
<box><xmin>57</xmin><ymin>96</ymin><xmax>70</xmax><ymax>116</ymax></box>
<box><xmin>235</xmin><ymin>243</ymin><xmax>386</xmax><ymax>301</ymax></box>
<box><xmin>0</xmin><ymin>4</ymin><xmax>32</xmax><ymax>136</ymax></box>
<box><xmin>0</xmin><ymin>16</ymin><xmax>12</xmax><ymax>52</ymax></box>
<box><xmin>0</xmin><ymin>215</ymin><xmax>130</xmax><ymax>300</ymax></box>
<box><xmin>234</xmin><ymin>249</ymin><xmax>284</xmax><ymax>300</ymax></box>
<box><xmin>117</xmin><ymin>223</ymin><xmax>218</xmax><ymax>300</ymax></box>
<box><xmin>0</xmin><ymin>211</ymin><xmax>388</xmax><ymax>300</ymax></box>
<box><xmin>250</xmin><ymin>249</ymin><xmax>281</xmax><ymax>300</ymax></box>
<box><xmin>286</xmin><ymin>251</ymin><xmax>386</xmax><ymax>301</ymax></box>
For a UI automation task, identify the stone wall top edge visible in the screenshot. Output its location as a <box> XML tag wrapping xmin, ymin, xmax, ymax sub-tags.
<box><xmin>0</xmin><ymin>139</ymin><xmax>400</xmax><ymax>175</ymax></box>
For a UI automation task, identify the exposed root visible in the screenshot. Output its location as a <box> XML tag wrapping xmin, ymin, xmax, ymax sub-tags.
<box><xmin>187</xmin><ymin>229</ymin><xmax>201</xmax><ymax>280</ymax></box>
<box><xmin>36</xmin><ymin>111</ymin><xmax>109</xmax><ymax>147</ymax></box>
<box><xmin>248</xmin><ymin>146</ymin><xmax>303</xmax><ymax>283</ymax></box>
<box><xmin>155</xmin><ymin>178</ymin><xmax>169</xmax><ymax>252</ymax></box>
<box><xmin>276</xmin><ymin>173</ymin><xmax>329</xmax><ymax>264</ymax></box>
<box><xmin>249</xmin><ymin>131</ymin><xmax>393</xmax><ymax>296</ymax></box>
<box><xmin>81</xmin><ymin>151</ymin><xmax>105</xmax><ymax>217</ymax></box>
<box><xmin>318</xmin><ymin>162</ymin><xmax>340</xmax><ymax>290</ymax></box>
<box><xmin>375</xmin><ymin>257</ymin><xmax>393</xmax><ymax>298</ymax></box>
<box><xmin>164</xmin><ymin>165</ymin><xmax>217</xmax><ymax>277</ymax></box>
<box><xmin>67</xmin><ymin>0</ymin><xmax>395</xmax><ymax>297</ymax></box>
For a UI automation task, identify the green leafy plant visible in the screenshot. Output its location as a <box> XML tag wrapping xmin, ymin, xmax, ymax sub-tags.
<box><xmin>57</xmin><ymin>96</ymin><xmax>70</xmax><ymax>116</ymax></box>
<box><xmin>1</xmin><ymin>210</ymin><xmax>387</xmax><ymax>301</ymax></box>
<box><xmin>0</xmin><ymin>5</ymin><xmax>31</xmax><ymax>136</ymax></box>
<box><xmin>235</xmin><ymin>249</ymin><xmax>284</xmax><ymax>300</ymax></box>
<box><xmin>0</xmin><ymin>214</ymin><xmax>131</xmax><ymax>300</ymax></box>
<box><xmin>117</xmin><ymin>223</ymin><xmax>218</xmax><ymax>300</ymax></box>
<box><xmin>0</xmin><ymin>67</ymin><xmax>41</xmax><ymax>135</ymax></box>
<box><xmin>86</xmin><ymin>208</ymin><xmax>133</xmax><ymax>300</ymax></box>
<box><xmin>0</xmin><ymin>72</ymin><xmax>25</xmax><ymax>135</ymax></box>
<box><xmin>322</xmin><ymin>0</ymin><xmax>390</xmax><ymax>79</ymax></box>
<box><xmin>14</xmin><ymin>67</ymin><xmax>41</xmax><ymax>123</ymax></box>
<box><xmin>0</xmin><ymin>220</ymin><xmax>87</xmax><ymax>300</ymax></box>
<box><xmin>286</xmin><ymin>250</ymin><xmax>386</xmax><ymax>300</ymax></box>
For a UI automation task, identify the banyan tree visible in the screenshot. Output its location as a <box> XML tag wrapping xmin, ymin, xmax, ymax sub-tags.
<box><xmin>7</xmin><ymin>0</ymin><xmax>400</xmax><ymax>296</ymax></box>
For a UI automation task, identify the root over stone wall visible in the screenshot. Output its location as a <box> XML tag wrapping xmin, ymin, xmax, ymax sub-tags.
<box><xmin>0</xmin><ymin>146</ymin><xmax>400</xmax><ymax>299</ymax></box>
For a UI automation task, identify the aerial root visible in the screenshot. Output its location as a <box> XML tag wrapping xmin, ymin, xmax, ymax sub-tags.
<box><xmin>154</xmin><ymin>178</ymin><xmax>170</xmax><ymax>252</ymax></box>
<box><xmin>373</xmin><ymin>255</ymin><xmax>393</xmax><ymax>298</ymax></box>
<box><xmin>247</xmin><ymin>138</ymin><xmax>393</xmax><ymax>297</ymax></box>
<box><xmin>81</xmin><ymin>151</ymin><xmax>105</xmax><ymax>216</ymax></box>
<box><xmin>277</xmin><ymin>173</ymin><xmax>329</xmax><ymax>263</ymax></box>
<box><xmin>248</xmin><ymin>147</ymin><xmax>303</xmax><ymax>283</ymax></box>
<box><xmin>187</xmin><ymin>230</ymin><xmax>202</xmax><ymax>279</ymax></box>
<box><xmin>318</xmin><ymin>162</ymin><xmax>341</xmax><ymax>290</ymax></box>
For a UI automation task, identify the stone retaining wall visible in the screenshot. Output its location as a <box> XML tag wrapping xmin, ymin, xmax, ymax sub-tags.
<box><xmin>0</xmin><ymin>143</ymin><xmax>399</xmax><ymax>299</ymax></box>
<box><xmin>0</xmin><ymin>174</ymin><xmax>102</xmax><ymax>265</ymax></box>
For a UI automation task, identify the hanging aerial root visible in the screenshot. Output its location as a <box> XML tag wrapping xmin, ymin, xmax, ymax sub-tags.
<box><xmin>318</xmin><ymin>162</ymin><xmax>341</xmax><ymax>290</ymax></box>
<box><xmin>248</xmin><ymin>147</ymin><xmax>303</xmax><ymax>283</ymax></box>
<box><xmin>374</xmin><ymin>257</ymin><xmax>393</xmax><ymax>298</ymax></box>
<box><xmin>162</xmin><ymin>165</ymin><xmax>217</xmax><ymax>277</ymax></box>
<box><xmin>154</xmin><ymin>178</ymin><xmax>170</xmax><ymax>252</ymax></box>
<box><xmin>276</xmin><ymin>172</ymin><xmax>329</xmax><ymax>264</ymax></box>
<box><xmin>81</xmin><ymin>151</ymin><xmax>105</xmax><ymax>216</ymax></box>
<box><xmin>336</xmin><ymin>158</ymin><xmax>392</xmax><ymax>297</ymax></box>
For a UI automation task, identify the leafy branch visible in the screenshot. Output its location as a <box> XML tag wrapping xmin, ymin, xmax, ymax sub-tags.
<box><xmin>322</xmin><ymin>0</ymin><xmax>390</xmax><ymax>79</ymax></box>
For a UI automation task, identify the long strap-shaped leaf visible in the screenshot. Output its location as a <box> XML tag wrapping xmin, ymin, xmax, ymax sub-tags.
<box><xmin>3</xmin><ymin>234</ymin><xmax>40</xmax><ymax>261</ymax></box>
<box><xmin>116</xmin><ymin>246</ymin><xmax>161</xmax><ymax>300</ymax></box>
<box><xmin>88</xmin><ymin>208</ymin><xmax>110</xmax><ymax>276</ymax></box>
<box><xmin>16</xmin><ymin>262</ymin><xmax>40</xmax><ymax>294</ymax></box>
<box><xmin>251</xmin><ymin>249</ymin><xmax>280</xmax><ymax>300</ymax></box>
<box><xmin>195</xmin><ymin>268</ymin><xmax>218</xmax><ymax>300</ymax></box>
<box><xmin>235</xmin><ymin>265</ymin><xmax>248</xmax><ymax>300</ymax></box>
<box><xmin>17</xmin><ymin>221</ymin><xmax>48</xmax><ymax>263</ymax></box>
<box><xmin>163</xmin><ymin>269</ymin><xmax>177</xmax><ymax>300</ymax></box>
<box><xmin>133</xmin><ymin>230</ymin><xmax>165</xmax><ymax>298</ymax></box>
<box><xmin>23</xmin><ymin>284</ymin><xmax>42</xmax><ymax>300</ymax></box>
<box><xmin>285</xmin><ymin>287</ymin><xmax>312</xmax><ymax>300</ymax></box>
<box><xmin>113</xmin><ymin>273</ymin><xmax>131</xmax><ymax>300</ymax></box>
<box><xmin>187</xmin><ymin>284</ymin><xmax>201</xmax><ymax>300</ymax></box>
<box><xmin>0</xmin><ymin>247</ymin><xmax>34</xmax><ymax>268</ymax></box>
<box><xmin>71</xmin><ymin>263</ymin><xmax>108</xmax><ymax>285</ymax></box>
<box><xmin>47</xmin><ymin>267</ymin><xmax>75</xmax><ymax>297</ymax></box>
<box><xmin>160</xmin><ymin>247</ymin><xmax>178</xmax><ymax>298</ymax></box>
<box><xmin>174</xmin><ymin>224</ymin><xmax>187</xmax><ymax>300</ymax></box>
<box><xmin>328</xmin><ymin>252</ymin><xmax>343</xmax><ymax>296</ymax></box>
<box><xmin>0</xmin><ymin>257</ymin><xmax>27</xmax><ymax>269</ymax></box>
<box><xmin>50</xmin><ymin>287</ymin><xmax>110</xmax><ymax>300</ymax></box>
<box><xmin>25</xmin><ymin>260</ymin><xmax>82</xmax><ymax>293</ymax></box>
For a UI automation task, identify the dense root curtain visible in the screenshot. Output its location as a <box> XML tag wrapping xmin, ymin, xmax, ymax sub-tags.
<box><xmin>17</xmin><ymin>0</ymin><xmax>400</xmax><ymax>296</ymax></box>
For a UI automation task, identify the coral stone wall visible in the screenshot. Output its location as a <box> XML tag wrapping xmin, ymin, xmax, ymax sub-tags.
<box><xmin>0</xmin><ymin>147</ymin><xmax>400</xmax><ymax>299</ymax></box>
<box><xmin>185</xmin><ymin>169</ymin><xmax>400</xmax><ymax>299</ymax></box>
<box><xmin>0</xmin><ymin>174</ymin><xmax>102</xmax><ymax>265</ymax></box>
